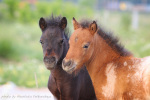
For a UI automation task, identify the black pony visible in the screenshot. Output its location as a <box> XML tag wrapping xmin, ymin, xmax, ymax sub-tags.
<box><xmin>39</xmin><ymin>15</ymin><xmax>96</xmax><ymax>100</ymax></box>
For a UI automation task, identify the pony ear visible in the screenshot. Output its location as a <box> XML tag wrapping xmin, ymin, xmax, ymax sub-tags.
<box><xmin>89</xmin><ymin>21</ymin><xmax>97</xmax><ymax>35</ymax></box>
<box><xmin>39</xmin><ymin>17</ymin><xmax>47</xmax><ymax>31</ymax></box>
<box><xmin>73</xmin><ymin>17</ymin><xmax>80</xmax><ymax>30</ymax></box>
<box><xmin>59</xmin><ymin>17</ymin><xmax>67</xmax><ymax>30</ymax></box>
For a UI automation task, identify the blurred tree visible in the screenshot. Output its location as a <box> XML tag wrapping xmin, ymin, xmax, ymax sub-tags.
<box><xmin>4</xmin><ymin>0</ymin><xmax>19</xmax><ymax>19</ymax></box>
<box><xmin>79</xmin><ymin>0</ymin><xmax>96</xmax><ymax>9</ymax></box>
<box><xmin>120</xmin><ymin>14</ymin><xmax>131</xmax><ymax>31</ymax></box>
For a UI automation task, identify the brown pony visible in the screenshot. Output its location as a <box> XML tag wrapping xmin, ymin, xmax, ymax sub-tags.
<box><xmin>39</xmin><ymin>15</ymin><xmax>96</xmax><ymax>100</ymax></box>
<box><xmin>62</xmin><ymin>18</ymin><xmax>150</xmax><ymax>100</ymax></box>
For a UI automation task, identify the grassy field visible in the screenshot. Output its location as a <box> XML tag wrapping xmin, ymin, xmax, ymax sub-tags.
<box><xmin>0</xmin><ymin>11</ymin><xmax>150</xmax><ymax>88</ymax></box>
<box><xmin>0</xmin><ymin>22</ymin><xmax>50</xmax><ymax>88</ymax></box>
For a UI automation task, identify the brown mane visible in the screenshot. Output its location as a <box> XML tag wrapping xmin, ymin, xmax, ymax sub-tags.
<box><xmin>79</xmin><ymin>19</ymin><xmax>132</xmax><ymax>56</ymax></box>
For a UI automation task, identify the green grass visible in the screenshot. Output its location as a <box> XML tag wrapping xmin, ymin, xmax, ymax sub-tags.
<box><xmin>0</xmin><ymin>11</ymin><xmax>150</xmax><ymax>88</ymax></box>
<box><xmin>0</xmin><ymin>22</ymin><xmax>43</xmax><ymax>61</ymax></box>
<box><xmin>0</xmin><ymin>22</ymin><xmax>50</xmax><ymax>87</ymax></box>
<box><xmin>0</xmin><ymin>59</ymin><xmax>50</xmax><ymax>88</ymax></box>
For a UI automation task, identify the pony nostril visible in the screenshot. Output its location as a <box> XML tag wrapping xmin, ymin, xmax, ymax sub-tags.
<box><xmin>50</xmin><ymin>57</ymin><xmax>55</xmax><ymax>62</ymax></box>
<box><xmin>67</xmin><ymin>60</ymin><xmax>72</xmax><ymax>66</ymax></box>
<box><xmin>63</xmin><ymin>60</ymin><xmax>72</xmax><ymax>67</ymax></box>
<box><xmin>44</xmin><ymin>56</ymin><xmax>56</xmax><ymax>63</ymax></box>
<box><xmin>44</xmin><ymin>57</ymin><xmax>49</xmax><ymax>64</ymax></box>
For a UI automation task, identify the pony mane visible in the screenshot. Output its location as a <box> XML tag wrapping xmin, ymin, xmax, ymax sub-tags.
<box><xmin>45</xmin><ymin>14</ymin><xmax>69</xmax><ymax>40</ymax></box>
<box><xmin>79</xmin><ymin>19</ymin><xmax>132</xmax><ymax>56</ymax></box>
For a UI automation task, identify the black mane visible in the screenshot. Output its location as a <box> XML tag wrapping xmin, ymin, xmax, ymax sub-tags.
<box><xmin>45</xmin><ymin>15</ymin><xmax>69</xmax><ymax>40</ymax></box>
<box><xmin>79</xmin><ymin>19</ymin><xmax>132</xmax><ymax>56</ymax></box>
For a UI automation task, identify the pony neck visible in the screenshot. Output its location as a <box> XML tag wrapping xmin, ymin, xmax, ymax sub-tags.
<box><xmin>86</xmin><ymin>33</ymin><xmax>120</xmax><ymax>79</ymax></box>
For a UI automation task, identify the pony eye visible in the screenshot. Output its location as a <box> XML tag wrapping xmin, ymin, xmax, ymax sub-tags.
<box><xmin>83</xmin><ymin>43</ymin><xmax>90</xmax><ymax>49</ymax></box>
<box><xmin>59</xmin><ymin>39</ymin><xmax>64</xmax><ymax>45</ymax></box>
<box><xmin>83</xmin><ymin>45</ymin><xmax>89</xmax><ymax>48</ymax></box>
<box><xmin>40</xmin><ymin>40</ymin><xmax>44</xmax><ymax>44</ymax></box>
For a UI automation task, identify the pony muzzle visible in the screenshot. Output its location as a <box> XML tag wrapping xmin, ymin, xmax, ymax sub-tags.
<box><xmin>43</xmin><ymin>56</ymin><xmax>57</xmax><ymax>70</ymax></box>
<box><xmin>62</xmin><ymin>59</ymin><xmax>76</xmax><ymax>74</ymax></box>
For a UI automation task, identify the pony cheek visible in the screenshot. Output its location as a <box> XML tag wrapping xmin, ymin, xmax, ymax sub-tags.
<box><xmin>58</xmin><ymin>48</ymin><xmax>63</xmax><ymax>58</ymax></box>
<box><xmin>85</xmin><ymin>47</ymin><xmax>93</xmax><ymax>58</ymax></box>
<box><xmin>75</xmin><ymin>60</ymin><xmax>85</xmax><ymax>72</ymax></box>
<box><xmin>78</xmin><ymin>52</ymin><xmax>88</xmax><ymax>65</ymax></box>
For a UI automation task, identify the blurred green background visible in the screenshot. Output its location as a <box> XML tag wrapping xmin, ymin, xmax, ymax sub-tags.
<box><xmin>0</xmin><ymin>0</ymin><xmax>150</xmax><ymax>88</ymax></box>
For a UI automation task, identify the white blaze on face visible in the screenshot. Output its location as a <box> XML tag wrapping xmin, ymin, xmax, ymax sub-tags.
<box><xmin>102</xmin><ymin>63</ymin><xmax>116</xmax><ymax>98</ymax></box>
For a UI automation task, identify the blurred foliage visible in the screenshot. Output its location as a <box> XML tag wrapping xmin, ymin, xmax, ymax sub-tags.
<box><xmin>0</xmin><ymin>0</ymin><xmax>95</xmax><ymax>62</ymax></box>
<box><xmin>0</xmin><ymin>22</ymin><xmax>43</xmax><ymax>61</ymax></box>
<box><xmin>0</xmin><ymin>37</ymin><xmax>17</xmax><ymax>59</ymax></box>
<box><xmin>0</xmin><ymin>0</ymin><xmax>94</xmax><ymax>23</ymax></box>
<box><xmin>0</xmin><ymin>0</ymin><xmax>150</xmax><ymax>88</ymax></box>
<box><xmin>0</xmin><ymin>60</ymin><xmax>49</xmax><ymax>88</ymax></box>
<box><xmin>120</xmin><ymin>13</ymin><xmax>131</xmax><ymax>31</ymax></box>
<box><xmin>3</xmin><ymin>0</ymin><xmax>19</xmax><ymax>19</ymax></box>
